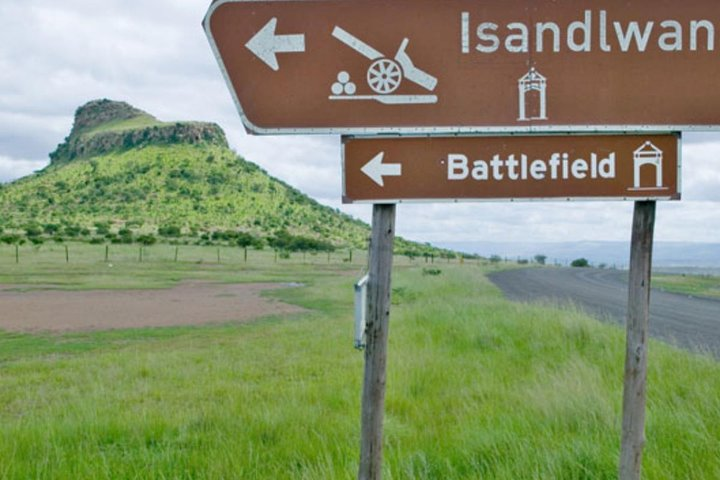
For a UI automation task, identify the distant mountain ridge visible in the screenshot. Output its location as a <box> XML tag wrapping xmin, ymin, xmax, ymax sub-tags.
<box><xmin>439</xmin><ymin>240</ymin><xmax>720</xmax><ymax>270</ymax></box>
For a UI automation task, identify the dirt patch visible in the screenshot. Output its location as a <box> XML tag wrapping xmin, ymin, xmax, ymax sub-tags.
<box><xmin>0</xmin><ymin>282</ymin><xmax>305</xmax><ymax>333</ymax></box>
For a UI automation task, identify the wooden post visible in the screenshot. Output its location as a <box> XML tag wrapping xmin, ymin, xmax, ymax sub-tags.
<box><xmin>349</xmin><ymin>249</ymin><xmax>353</xmax><ymax>264</ymax></box>
<box><xmin>174</xmin><ymin>246</ymin><xmax>179</xmax><ymax>262</ymax></box>
<box><xmin>244</xmin><ymin>247</ymin><xmax>248</xmax><ymax>263</ymax></box>
<box><xmin>65</xmin><ymin>245</ymin><xmax>69</xmax><ymax>263</ymax></box>
<box><xmin>358</xmin><ymin>204</ymin><xmax>396</xmax><ymax>480</ymax></box>
<box><xmin>619</xmin><ymin>201</ymin><xmax>656</xmax><ymax>480</ymax></box>
<box><xmin>15</xmin><ymin>244</ymin><xmax>19</xmax><ymax>264</ymax></box>
<box><xmin>105</xmin><ymin>245</ymin><xmax>109</xmax><ymax>262</ymax></box>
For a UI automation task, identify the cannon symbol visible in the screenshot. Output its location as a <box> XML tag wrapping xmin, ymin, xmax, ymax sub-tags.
<box><xmin>329</xmin><ymin>26</ymin><xmax>438</xmax><ymax>105</ymax></box>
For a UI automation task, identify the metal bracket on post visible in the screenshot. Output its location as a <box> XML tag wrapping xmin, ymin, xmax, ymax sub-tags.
<box><xmin>354</xmin><ymin>274</ymin><xmax>369</xmax><ymax>350</ymax></box>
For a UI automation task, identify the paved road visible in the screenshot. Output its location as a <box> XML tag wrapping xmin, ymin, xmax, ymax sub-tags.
<box><xmin>488</xmin><ymin>268</ymin><xmax>720</xmax><ymax>358</ymax></box>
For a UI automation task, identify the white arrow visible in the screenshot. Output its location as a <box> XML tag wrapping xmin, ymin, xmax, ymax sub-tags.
<box><xmin>361</xmin><ymin>152</ymin><xmax>402</xmax><ymax>187</ymax></box>
<box><xmin>245</xmin><ymin>18</ymin><xmax>305</xmax><ymax>71</ymax></box>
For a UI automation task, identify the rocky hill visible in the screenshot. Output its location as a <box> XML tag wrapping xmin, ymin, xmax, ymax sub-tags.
<box><xmin>49</xmin><ymin>99</ymin><xmax>227</xmax><ymax>164</ymax></box>
<box><xmin>0</xmin><ymin>100</ymin><xmax>446</xmax><ymax>256</ymax></box>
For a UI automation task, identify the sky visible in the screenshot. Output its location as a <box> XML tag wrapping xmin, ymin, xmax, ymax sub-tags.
<box><xmin>1</xmin><ymin>0</ymin><xmax>720</xmax><ymax>249</ymax></box>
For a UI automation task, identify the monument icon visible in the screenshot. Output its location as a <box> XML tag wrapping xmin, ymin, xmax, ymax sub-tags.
<box><xmin>518</xmin><ymin>68</ymin><xmax>548</xmax><ymax>121</ymax></box>
<box><xmin>631</xmin><ymin>141</ymin><xmax>667</xmax><ymax>191</ymax></box>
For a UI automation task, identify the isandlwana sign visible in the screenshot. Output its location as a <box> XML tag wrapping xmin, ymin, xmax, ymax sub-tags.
<box><xmin>205</xmin><ymin>0</ymin><xmax>720</xmax><ymax>135</ymax></box>
<box><xmin>204</xmin><ymin>2</ymin><xmax>687</xmax><ymax>480</ymax></box>
<box><xmin>343</xmin><ymin>135</ymin><xmax>680</xmax><ymax>203</ymax></box>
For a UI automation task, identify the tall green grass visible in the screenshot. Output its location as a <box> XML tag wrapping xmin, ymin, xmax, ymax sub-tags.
<box><xmin>654</xmin><ymin>273</ymin><xmax>720</xmax><ymax>299</ymax></box>
<box><xmin>0</xmin><ymin>258</ymin><xmax>718</xmax><ymax>479</ymax></box>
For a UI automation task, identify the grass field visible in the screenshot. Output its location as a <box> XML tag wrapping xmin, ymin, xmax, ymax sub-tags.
<box><xmin>654</xmin><ymin>272</ymin><xmax>720</xmax><ymax>299</ymax></box>
<box><xmin>0</xmin><ymin>244</ymin><xmax>718</xmax><ymax>479</ymax></box>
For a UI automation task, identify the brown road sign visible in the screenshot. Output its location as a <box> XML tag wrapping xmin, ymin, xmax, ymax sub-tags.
<box><xmin>205</xmin><ymin>0</ymin><xmax>720</xmax><ymax>135</ymax></box>
<box><xmin>342</xmin><ymin>135</ymin><xmax>680</xmax><ymax>203</ymax></box>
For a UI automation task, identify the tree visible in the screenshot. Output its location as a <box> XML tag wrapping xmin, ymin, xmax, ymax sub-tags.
<box><xmin>534</xmin><ymin>254</ymin><xmax>547</xmax><ymax>265</ymax></box>
<box><xmin>236</xmin><ymin>232</ymin><xmax>262</xmax><ymax>248</ymax></box>
<box><xmin>571</xmin><ymin>258</ymin><xmax>590</xmax><ymax>268</ymax></box>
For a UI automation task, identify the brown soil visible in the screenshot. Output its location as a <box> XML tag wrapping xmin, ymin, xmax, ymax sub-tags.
<box><xmin>0</xmin><ymin>282</ymin><xmax>305</xmax><ymax>333</ymax></box>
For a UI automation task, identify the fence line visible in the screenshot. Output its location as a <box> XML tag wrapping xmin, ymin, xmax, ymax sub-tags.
<box><xmin>0</xmin><ymin>243</ymin><xmax>475</xmax><ymax>268</ymax></box>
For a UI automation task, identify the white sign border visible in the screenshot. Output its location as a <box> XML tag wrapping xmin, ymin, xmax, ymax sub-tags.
<box><xmin>205</xmin><ymin>1</ymin><xmax>720</xmax><ymax>136</ymax></box>
<box><xmin>341</xmin><ymin>132</ymin><xmax>683</xmax><ymax>204</ymax></box>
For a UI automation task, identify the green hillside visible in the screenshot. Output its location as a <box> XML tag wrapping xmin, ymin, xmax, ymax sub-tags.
<box><xmin>0</xmin><ymin>100</ymin><xmax>448</xmax><ymax>256</ymax></box>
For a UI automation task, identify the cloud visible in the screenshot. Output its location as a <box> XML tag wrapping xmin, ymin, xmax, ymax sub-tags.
<box><xmin>0</xmin><ymin>0</ymin><xmax>719</xmax><ymax>248</ymax></box>
<box><xmin>682</xmin><ymin>142</ymin><xmax>720</xmax><ymax>201</ymax></box>
<box><xmin>229</xmin><ymin>135</ymin><xmax>341</xmax><ymax>199</ymax></box>
<box><xmin>0</xmin><ymin>156</ymin><xmax>48</xmax><ymax>184</ymax></box>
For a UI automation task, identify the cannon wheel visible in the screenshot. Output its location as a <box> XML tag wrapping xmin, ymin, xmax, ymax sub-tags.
<box><xmin>367</xmin><ymin>59</ymin><xmax>402</xmax><ymax>94</ymax></box>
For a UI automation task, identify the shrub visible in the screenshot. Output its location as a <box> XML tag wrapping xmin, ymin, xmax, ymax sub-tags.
<box><xmin>64</xmin><ymin>225</ymin><xmax>82</xmax><ymax>237</ymax></box>
<box><xmin>43</xmin><ymin>223</ymin><xmax>61</xmax><ymax>235</ymax></box>
<box><xmin>268</xmin><ymin>230</ymin><xmax>334</xmax><ymax>252</ymax></box>
<box><xmin>1</xmin><ymin>234</ymin><xmax>22</xmax><ymax>245</ymax></box>
<box><xmin>94</xmin><ymin>222</ymin><xmax>111</xmax><ymax>235</ymax></box>
<box><xmin>404</xmin><ymin>251</ymin><xmax>419</xmax><ymax>261</ymax></box>
<box><xmin>159</xmin><ymin>225</ymin><xmax>182</xmax><ymax>237</ymax></box>
<box><xmin>137</xmin><ymin>234</ymin><xmax>157</xmax><ymax>246</ymax></box>
<box><xmin>24</xmin><ymin>225</ymin><xmax>43</xmax><ymax>237</ymax></box>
